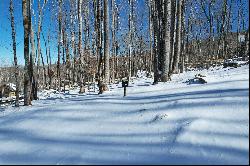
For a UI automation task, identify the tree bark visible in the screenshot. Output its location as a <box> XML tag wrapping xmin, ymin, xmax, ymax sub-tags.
<box><xmin>57</xmin><ymin>0</ymin><xmax>62</xmax><ymax>91</ymax></box>
<box><xmin>10</xmin><ymin>0</ymin><xmax>20</xmax><ymax>107</ymax></box>
<box><xmin>152</xmin><ymin>0</ymin><xmax>159</xmax><ymax>84</ymax></box>
<box><xmin>148</xmin><ymin>0</ymin><xmax>153</xmax><ymax>74</ymax></box>
<box><xmin>172</xmin><ymin>0</ymin><xmax>182</xmax><ymax>74</ymax></box>
<box><xmin>22</xmin><ymin>0</ymin><xmax>31</xmax><ymax>106</ymax></box>
<box><xmin>161</xmin><ymin>0</ymin><xmax>172</xmax><ymax>82</ymax></box>
<box><xmin>78</xmin><ymin>0</ymin><xmax>85</xmax><ymax>94</ymax></box>
<box><xmin>103</xmin><ymin>0</ymin><xmax>110</xmax><ymax>85</ymax></box>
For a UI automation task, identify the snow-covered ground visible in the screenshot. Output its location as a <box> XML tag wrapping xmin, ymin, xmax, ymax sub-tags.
<box><xmin>0</xmin><ymin>65</ymin><xmax>249</xmax><ymax>164</ymax></box>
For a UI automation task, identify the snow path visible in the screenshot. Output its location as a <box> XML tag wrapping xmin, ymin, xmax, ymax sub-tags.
<box><xmin>0</xmin><ymin>66</ymin><xmax>249</xmax><ymax>164</ymax></box>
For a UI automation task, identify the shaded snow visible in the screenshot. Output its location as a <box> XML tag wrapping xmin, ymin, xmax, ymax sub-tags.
<box><xmin>0</xmin><ymin>65</ymin><xmax>249</xmax><ymax>164</ymax></box>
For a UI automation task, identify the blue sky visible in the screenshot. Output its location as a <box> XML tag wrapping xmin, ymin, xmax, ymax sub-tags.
<box><xmin>0</xmin><ymin>0</ymin><xmax>23</xmax><ymax>66</ymax></box>
<box><xmin>0</xmin><ymin>0</ymin><xmax>149</xmax><ymax>66</ymax></box>
<box><xmin>0</xmin><ymin>0</ymin><xmax>249</xmax><ymax>67</ymax></box>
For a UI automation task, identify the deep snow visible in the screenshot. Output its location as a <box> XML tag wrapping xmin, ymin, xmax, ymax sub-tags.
<box><xmin>0</xmin><ymin>65</ymin><xmax>249</xmax><ymax>164</ymax></box>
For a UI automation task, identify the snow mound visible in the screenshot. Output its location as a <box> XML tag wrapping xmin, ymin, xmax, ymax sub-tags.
<box><xmin>38</xmin><ymin>89</ymin><xmax>65</xmax><ymax>100</ymax></box>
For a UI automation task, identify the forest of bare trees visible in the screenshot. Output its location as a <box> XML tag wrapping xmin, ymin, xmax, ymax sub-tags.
<box><xmin>1</xmin><ymin>0</ymin><xmax>249</xmax><ymax>106</ymax></box>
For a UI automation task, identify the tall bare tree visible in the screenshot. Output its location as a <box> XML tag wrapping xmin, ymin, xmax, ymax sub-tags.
<box><xmin>172</xmin><ymin>0</ymin><xmax>183</xmax><ymax>74</ymax></box>
<box><xmin>78</xmin><ymin>0</ymin><xmax>85</xmax><ymax>94</ymax></box>
<box><xmin>152</xmin><ymin>0</ymin><xmax>160</xmax><ymax>84</ymax></box>
<box><xmin>36</xmin><ymin>0</ymin><xmax>47</xmax><ymax>90</ymax></box>
<box><xmin>103</xmin><ymin>0</ymin><xmax>110</xmax><ymax>85</ymax></box>
<box><xmin>70</xmin><ymin>0</ymin><xmax>77</xmax><ymax>85</ymax></box>
<box><xmin>128</xmin><ymin>0</ymin><xmax>134</xmax><ymax>80</ymax></box>
<box><xmin>57</xmin><ymin>0</ymin><xmax>62</xmax><ymax>91</ymax></box>
<box><xmin>111</xmin><ymin>0</ymin><xmax>117</xmax><ymax>83</ymax></box>
<box><xmin>22</xmin><ymin>0</ymin><xmax>31</xmax><ymax>106</ymax></box>
<box><xmin>10</xmin><ymin>0</ymin><xmax>20</xmax><ymax>107</ymax></box>
<box><xmin>148</xmin><ymin>0</ymin><xmax>153</xmax><ymax>74</ymax></box>
<box><xmin>161</xmin><ymin>0</ymin><xmax>172</xmax><ymax>82</ymax></box>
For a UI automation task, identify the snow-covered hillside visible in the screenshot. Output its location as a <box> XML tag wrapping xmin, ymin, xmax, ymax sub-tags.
<box><xmin>0</xmin><ymin>65</ymin><xmax>249</xmax><ymax>164</ymax></box>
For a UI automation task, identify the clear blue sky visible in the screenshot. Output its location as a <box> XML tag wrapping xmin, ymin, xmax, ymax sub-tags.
<box><xmin>0</xmin><ymin>0</ymin><xmax>249</xmax><ymax>67</ymax></box>
<box><xmin>0</xmin><ymin>0</ymin><xmax>149</xmax><ymax>66</ymax></box>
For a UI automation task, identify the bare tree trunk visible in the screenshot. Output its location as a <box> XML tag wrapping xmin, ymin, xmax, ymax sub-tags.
<box><xmin>70</xmin><ymin>0</ymin><xmax>77</xmax><ymax>85</ymax></box>
<box><xmin>169</xmin><ymin>0</ymin><xmax>176</xmax><ymax>73</ymax></box>
<box><xmin>22</xmin><ymin>0</ymin><xmax>31</xmax><ymax>106</ymax></box>
<box><xmin>42</xmin><ymin>32</ymin><xmax>49</xmax><ymax>89</ymax></box>
<box><xmin>172</xmin><ymin>0</ymin><xmax>182</xmax><ymax>74</ymax></box>
<box><xmin>236</xmin><ymin>0</ymin><xmax>243</xmax><ymax>57</ymax></box>
<box><xmin>40</xmin><ymin>50</ymin><xmax>47</xmax><ymax>89</ymax></box>
<box><xmin>103</xmin><ymin>0</ymin><xmax>110</xmax><ymax>86</ymax></box>
<box><xmin>161</xmin><ymin>0</ymin><xmax>172</xmax><ymax>82</ymax></box>
<box><xmin>221</xmin><ymin>0</ymin><xmax>228</xmax><ymax>60</ymax></box>
<box><xmin>245</xmin><ymin>31</ymin><xmax>249</xmax><ymax>58</ymax></box>
<box><xmin>84</xmin><ymin>0</ymin><xmax>90</xmax><ymax>62</ymax></box>
<box><xmin>111</xmin><ymin>0</ymin><xmax>117</xmax><ymax>83</ymax></box>
<box><xmin>128</xmin><ymin>0</ymin><xmax>134</xmax><ymax>80</ymax></box>
<box><xmin>180</xmin><ymin>0</ymin><xmax>185</xmax><ymax>73</ymax></box>
<box><xmin>96</xmin><ymin>0</ymin><xmax>103</xmax><ymax>81</ymax></box>
<box><xmin>152</xmin><ymin>0</ymin><xmax>159</xmax><ymax>84</ymax></box>
<box><xmin>30</xmin><ymin>23</ymin><xmax>38</xmax><ymax>100</ymax></box>
<box><xmin>225</xmin><ymin>0</ymin><xmax>233</xmax><ymax>60</ymax></box>
<box><xmin>148</xmin><ymin>0</ymin><xmax>153</xmax><ymax>74</ymax></box>
<box><xmin>78</xmin><ymin>0</ymin><xmax>85</xmax><ymax>94</ymax></box>
<box><xmin>10</xmin><ymin>0</ymin><xmax>20</xmax><ymax>107</ymax></box>
<box><xmin>36</xmin><ymin>0</ymin><xmax>42</xmax><ymax>90</ymax></box>
<box><xmin>48</xmin><ymin>30</ymin><xmax>52</xmax><ymax>89</ymax></box>
<box><xmin>57</xmin><ymin>0</ymin><xmax>62</xmax><ymax>92</ymax></box>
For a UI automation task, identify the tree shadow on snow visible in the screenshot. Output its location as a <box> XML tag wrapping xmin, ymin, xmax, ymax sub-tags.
<box><xmin>0</xmin><ymin>125</ymin><xmax>248</xmax><ymax>164</ymax></box>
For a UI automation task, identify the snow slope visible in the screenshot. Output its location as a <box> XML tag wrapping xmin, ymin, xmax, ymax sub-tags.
<box><xmin>0</xmin><ymin>65</ymin><xmax>249</xmax><ymax>164</ymax></box>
